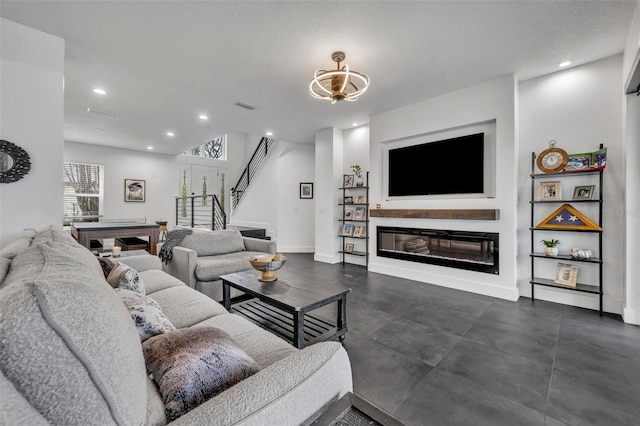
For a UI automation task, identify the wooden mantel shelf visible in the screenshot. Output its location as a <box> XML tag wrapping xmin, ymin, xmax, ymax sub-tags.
<box><xmin>369</xmin><ymin>209</ymin><xmax>500</xmax><ymax>220</ymax></box>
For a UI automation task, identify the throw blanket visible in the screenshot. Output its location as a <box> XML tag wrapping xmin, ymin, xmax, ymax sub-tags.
<box><xmin>159</xmin><ymin>229</ymin><xmax>193</xmax><ymax>264</ymax></box>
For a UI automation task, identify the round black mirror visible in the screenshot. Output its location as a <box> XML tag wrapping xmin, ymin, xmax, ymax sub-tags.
<box><xmin>0</xmin><ymin>140</ymin><xmax>31</xmax><ymax>183</ymax></box>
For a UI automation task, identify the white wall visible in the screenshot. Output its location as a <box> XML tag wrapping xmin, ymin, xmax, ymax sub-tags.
<box><xmin>232</xmin><ymin>141</ymin><xmax>316</xmax><ymax>252</ymax></box>
<box><xmin>623</xmin><ymin>1</ymin><xmax>640</xmax><ymax>324</ymax></box>
<box><xmin>0</xmin><ymin>19</ymin><xmax>64</xmax><ymax>247</ymax></box>
<box><xmin>519</xmin><ymin>56</ymin><xmax>624</xmax><ymax>314</ymax></box>
<box><xmin>65</xmin><ymin>142</ymin><xmax>178</xmax><ymax>228</ymax></box>
<box><xmin>368</xmin><ymin>75</ymin><xmax>519</xmax><ymax>300</ymax></box>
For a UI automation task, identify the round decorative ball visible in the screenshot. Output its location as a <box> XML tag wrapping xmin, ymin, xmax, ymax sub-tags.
<box><xmin>249</xmin><ymin>254</ymin><xmax>287</xmax><ymax>282</ymax></box>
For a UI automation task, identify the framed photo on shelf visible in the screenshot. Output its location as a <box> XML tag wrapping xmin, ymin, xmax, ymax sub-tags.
<box><xmin>539</xmin><ymin>181</ymin><xmax>561</xmax><ymax>200</ymax></box>
<box><xmin>355</xmin><ymin>195</ymin><xmax>365</xmax><ymax>204</ymax></box>
<box><xmin>554</xmin><ymin>263</ymin><xmax>578</xmax><ymax>288</ymax></box>
<box><xmin>299</xmin><ymin>182</ymin><xmax>313</xmax><ymax>199</ymax></box>
<box><xmin>124</xmin><ymin>179</ymin><xmax>145</xmax><ymax>202</ymax></box>
<box><xmin>342</xmin><ymin>223</ymin><xmax>354</xmax><ymax>236</ymax></box>
<box><xmin>563</xmin><ymin>152</ymin><xmax>592</xmax><ymax>172</ymax></box>
<box><xmin>344</xmin><ymin>243</ymin><xmax>355</xmax><ymax>254</ymax></box>
<box><xmin>572</xmin><ymin>185</ymin><xmax>595</xmax><ymax>200</ymax></box>
<box><xmin>344</xmin><ymin>195</ymin><xmax>353</xmax><ymax>204</ymax></box>
<box><xmin>353</xmin><ymin>225</ymin><xmax>364</xmax><ymax>238</ymax></box>
<box><xmin>354</xmin><ymin>207</ymin><xmax>365</xmax><ymax>220</ymax></box>
<box><xmin>344</xmin><ymin>209</ymin><xmax>353</xmax><ymax>220</ymax></box>
<box><xmin>343</xmin><ymin>174</ymin><xmax>354</xmax><ymax>188</ymax></box>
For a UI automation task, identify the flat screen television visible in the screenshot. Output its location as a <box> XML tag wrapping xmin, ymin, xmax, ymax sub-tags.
<box><xmin>388</xmin><ymin>132</ymin><xmax>484</xmax><ymax>197</ymax></box>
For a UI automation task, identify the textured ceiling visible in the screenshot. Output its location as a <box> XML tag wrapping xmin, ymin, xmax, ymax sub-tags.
<box><xmin>1</xmin><ymin>1</ymin><xmax>637</xmax><ymax>155</ymax></box>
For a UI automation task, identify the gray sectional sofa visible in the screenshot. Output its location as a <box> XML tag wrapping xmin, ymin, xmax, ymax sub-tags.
<box><xmin>0</xmin><ymin>226</ymin><xmax>352</xmax><ymax>425</ymax></box>
<box><xmin>162</xmin><ymin>228</ymin><xmax>276</xmax><ymax>302</ymax></box>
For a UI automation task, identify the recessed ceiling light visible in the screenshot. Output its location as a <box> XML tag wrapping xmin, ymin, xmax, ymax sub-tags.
<box><xmin>266</xmin><ymin>131</ymin><xmax>273</xmax><ymax>136</ymax></box>
<box><xmin>166</xmin><ymin>131</ymin><xmax>175</xmax><ymax>137</ymax></box>
<box><xmin>199</xmin><ymin>114</ymin><xmax>208</xmax><ymax>120</ymax></box>
<box><xmin>147</xmin><ymin>146</ymin><xmax>154</xmax><ymax>150</ymax></box>
<box><xmin>92</xmin><ymin>88</ymin><xmax>106</xmax><ymax>95</ymax></box>
<box><xmin>352</xmin><ymin>122</ymin><xmax>358</xmax><ymax>126</ymax></box>
<box><xmin>557</xmin><ymin>60</ymin><xmax>572</xmax><ymax>68</ymax></box>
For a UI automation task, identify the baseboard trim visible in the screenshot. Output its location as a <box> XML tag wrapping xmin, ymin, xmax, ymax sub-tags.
<box><xmin>314</xmin><ymin>253</ymin><xmax>341</xmax><ymax>264</ymax></box>
<box><xmin>518</xmin><ymin>281</ymin><xmax>623</xmax><ymax>315</ymax></box>
<box><xmin>278</xmin><ymin>246</ymin><xmax>315</xmax><ymax>253</ymax></box>
<box><xmin>623</xmin><ymin>307</ymin><xmax>640</xmax><ymax>325</ymax></box>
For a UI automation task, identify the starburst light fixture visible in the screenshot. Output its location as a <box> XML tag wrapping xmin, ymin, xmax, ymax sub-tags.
<box><xmin>309</xmin><ymin>51</ymin><xmax>370</xmax><ymax>104</ymax></box>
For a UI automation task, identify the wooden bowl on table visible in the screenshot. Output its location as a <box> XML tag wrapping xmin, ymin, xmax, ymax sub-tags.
<box><xmin>249</xmin><ymin>254</ymin><xmax>287</xmax><ymax>282</ymax></box>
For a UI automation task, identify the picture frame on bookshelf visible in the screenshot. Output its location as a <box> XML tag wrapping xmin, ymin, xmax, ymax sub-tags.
<box><xmin>344</xmin><ymin>209</ymin><xmax>353</xmax><ymax>220</ymax></box>
<box><xmin>354</xmin><ymin>207</ymin><xmax>365</xmax><ymax>220</ymax></box>
<box><xmin>355</xmin><ymin>195</ymin><xmax>365</xmax><ymax>204</ymax></box>
<box><xmin>344</xmin><ymin>196</ymin><xmax>354</xmax><ymax>204</ymax></box>
<box><xmin>342</xmin><ymin>223</ymin><xmax>354</xmax><ymax>236</ymax></box>
<box><xmin>555</xmin><ymin>262</ymin><xmax>578</xmax><ymax>288</ymax></box>
<box><xmin>344</xmin><ymin>243</ymin><xmax>354</xmax><ymax>254</ymax></box>
<box><xmin>343</xmin><ymin>174</ymin><xmax>354</xmax><ymax>188</ymax></box>
<box><xmin>353</xmin><ymin>225</ymin><xmax>364</xmax><ymax>238</ymax></box>
<box><xmin>539</xmin><ymin>181</ymin><xmax>561</xmax><ymax>200</ymax></box>
<box><xmin>572</xmin><ymin>185</ymin><xmax>595</xmax><ymax>200</ymax></box>
<box><xmin>563</xmin><ymin>152</ymin><xmax>592</xmax><ymax>172</ymax></box>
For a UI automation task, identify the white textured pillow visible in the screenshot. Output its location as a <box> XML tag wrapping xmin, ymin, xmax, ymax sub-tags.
<box><xmin>116</xmin><ymin>289</ymin><xmax>175</xmax><ymax>341</ymax></box>
<box><xmin>107</xmin><ymin>263</ymin><xmax>145</xmax><ymax>294</ymax></box>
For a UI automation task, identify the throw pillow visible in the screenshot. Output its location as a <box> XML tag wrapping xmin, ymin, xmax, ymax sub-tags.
<box><xmin>142</xmin><ymin>327</ymin><xmax>260</xmax><ymax>421</ymax></box>
<box><xmin>115</xmin><ymin>288</ymin><xmax>176</xmax><ymax>341</ymax></box>
<box><xmin>97</xmin><ymin>256</ymin><xmax>116</xmax><ymax>279</ymax></box>
<box><xmin>107</xmin><ymin>262</ymin><xmax>145</xmax><ymax>294</ymax></box>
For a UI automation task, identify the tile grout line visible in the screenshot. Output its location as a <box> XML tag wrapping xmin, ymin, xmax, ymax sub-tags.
<box><xmin>543</xmin><ymin>308</ymin><xmax>564</xmax><ymax>423</ymax></box>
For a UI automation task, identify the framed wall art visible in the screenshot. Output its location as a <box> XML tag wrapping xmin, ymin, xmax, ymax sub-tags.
<box><xmin>124</xmin><ymin>179</ymin><xmax>145</xmax><ymax>202</ymax></box>
<box><xmin>343</xmin><ymin>174</ymin><xmax>354</xmax><ymax>188</ymax></box>
<box><xmin>300</xmin><ymin>182</ymin><xmax>313</xmax><ymax>199</ymax></box>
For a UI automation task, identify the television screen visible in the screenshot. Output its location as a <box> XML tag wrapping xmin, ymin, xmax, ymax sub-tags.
<box><xmin>388</xmin><ymin>133</ymin><xmax>484</xmax><ymax>196</ymax></box>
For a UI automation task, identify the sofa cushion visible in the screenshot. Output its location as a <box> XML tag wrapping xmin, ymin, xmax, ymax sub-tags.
<box><xmin>140</xmin><ymin>268</ymin><xmax>186</xmax><ymax>295</ymax></box>
<box><xmin>180</xmin><ymin>229</ymin><xmax>245</xmax><ymax>257</ymax></box>
<box><xmin>32</xmin><ymin>224</ymin><xmax>78</xmax><ymax>246</ymax></box>
<box><xmin>116</xmin><ymin>288</ymin><xmax>176</xmax><ymax>341</ymax></box>
<box><xmin>142</xmin><ymin>326</ymin><xmax>260</xmax><ymax>422</ymax></box>
<box><xmin>0</xmin><ymin>228</ymin><xmax>36</xmax><ymax>259</ymax></box>
<box><xmin>149</xmin><ymin>285</ymin><xmax>228</xmax><ymax>328</ymax></box>
<box><xmin>194</xmin><ymin>313</ymin><xmax>298</xmax><ymax>369</ymax></box>
<box><xmin>0</xmin><ymin>241</ymin><xmax>147</xmax><ymax>426</ymax></box>
<box><xmin>107</xmin><ymin>262</ymin><xmax>146</xmax><ymax>294</ymax></box>
<box><xmin>194</xmin><ymin>251</ymin><xmax>267</xmax><ymax>282</ymax></box>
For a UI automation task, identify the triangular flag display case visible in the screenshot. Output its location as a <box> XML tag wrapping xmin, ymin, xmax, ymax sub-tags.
<box><xmin>529</xmin><ymin>151</ymin><xmax>605</xmax><ymax>315</ymax></box>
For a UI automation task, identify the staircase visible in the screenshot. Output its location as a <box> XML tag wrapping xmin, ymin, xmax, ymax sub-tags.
<box><xmin>175</xmin><ymin>194</ymin><xmax>226</xmax><ymax>230</ymax></box>
<box><xmin>231</xmin><ymin>137</ymin><xmax>277</xmax><ymax>210</ymax></box>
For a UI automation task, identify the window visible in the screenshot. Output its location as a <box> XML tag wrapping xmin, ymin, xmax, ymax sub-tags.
<box><xmin>182</xmin><ymin>135</ymin><xmax>226</xmax><ymax>160</ymax></box>
<box><xmin>63</xmin><ymin>162</ymin><xmax>104</xmax><ymax>226</ymax></box>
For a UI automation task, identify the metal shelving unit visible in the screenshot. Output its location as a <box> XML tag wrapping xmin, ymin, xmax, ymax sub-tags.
<box><xmin>529</xmin><ymin>152</ymin><xmax>604</xmax><ymax>314</ymax></box>
<box><xmin>338</xmin><ymin>172</ymin><xmax>369</xmax><ymax>268</ymax></box>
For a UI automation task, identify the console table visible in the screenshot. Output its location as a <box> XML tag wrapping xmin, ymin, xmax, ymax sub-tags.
<box><xmin>70</xmin><ymin>222</ymin><xmax>160</xmax><ymax>255</ymax></box>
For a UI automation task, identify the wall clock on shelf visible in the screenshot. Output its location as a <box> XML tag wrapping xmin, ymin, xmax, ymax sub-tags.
<box><xmin>536</xmin><ymin>140</ymin><xmax>568</xmax><ymax>173</ymax></box>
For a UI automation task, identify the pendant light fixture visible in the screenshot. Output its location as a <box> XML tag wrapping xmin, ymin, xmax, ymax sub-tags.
<box><xmin>309</xmin><ymin>51</ymin><xmax>370</xmax><ymax>104</ymax></box>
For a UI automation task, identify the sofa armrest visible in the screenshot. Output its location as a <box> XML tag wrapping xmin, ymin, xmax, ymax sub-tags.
<box><xmin>161</xmin><ymin>246</ymin><xmax>198</xmax><ymax>289</ymax></box>
<box><xmin>170</xmin><ymin>342</ymin><xmax>352</xmax><ymax>426</ymax></box>
<box><xmin>116</xmin><ymin>254</ymin><xmax>161</xmax><ymax>272</ymax></box>
<box><xmin>243</xmin><ymin>237</ymin><xmax>276</xmax><ymax>254</ymax></box>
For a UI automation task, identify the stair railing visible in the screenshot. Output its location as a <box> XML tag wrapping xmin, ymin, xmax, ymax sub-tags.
<box><xmin>231</xmin><ymin>137</ymin><xmax>277</xmax><ymax>210</ymax></box>
<box><xmin>175</xmin><ymin>194</ymin><xmax>226</xmax><ymax>231</ymax></box>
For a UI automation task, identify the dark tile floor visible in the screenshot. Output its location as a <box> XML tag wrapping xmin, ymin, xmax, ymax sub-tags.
<box><xmin>278</xmin><ymin>254</ymin><xmax>640</xmax><ymax>426</ymax></box>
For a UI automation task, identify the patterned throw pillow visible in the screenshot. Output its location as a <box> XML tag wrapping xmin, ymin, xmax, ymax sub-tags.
<box><xmin>107</xmin><ymin>263</ymin><xmax>145</xmax><ymax>294</ymax></box>
<box><xmin>115</xmin><ymin>288</ymin><xmax>175</xmax><ymax>341</ymax></box>
<box><xmin>143</xmin><ymin>327</ymin><xmax>260</xmax><ymax>421</ymax></box>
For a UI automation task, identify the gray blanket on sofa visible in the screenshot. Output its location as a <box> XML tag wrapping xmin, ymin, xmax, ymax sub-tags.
<box><xmin>159</xmin><ymin>229</ymin><xmax>193</xmax><ymax>264</ymax></box>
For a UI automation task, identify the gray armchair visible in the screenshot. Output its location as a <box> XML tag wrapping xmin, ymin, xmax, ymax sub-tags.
<box><xmin>162</xmin><ymin>229</ymin><xmax>276</xmax><ymax>301</ymax></box>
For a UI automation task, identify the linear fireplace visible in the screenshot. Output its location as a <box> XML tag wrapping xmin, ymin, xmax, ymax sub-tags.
<box><xmin>377</xmin><ymin>226</ymin><xmax>499</xmax><ymax>274</ymax></box>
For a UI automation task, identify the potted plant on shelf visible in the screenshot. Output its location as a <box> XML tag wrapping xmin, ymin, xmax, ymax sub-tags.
<box><xmin>541</xmin><ymin>239</ymin><xmax>560</xmax><ymax>256</ymax></box>
<box><xmin>351</xmin><ymin>164</ymin><xmax>364</xmax><ymax>186</ymax></box>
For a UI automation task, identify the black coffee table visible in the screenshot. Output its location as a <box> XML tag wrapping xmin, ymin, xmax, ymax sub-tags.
<box><xmin>221</xmin><ymin>270</ymin><xmax>351</xmax><ymax>349</ymax></box>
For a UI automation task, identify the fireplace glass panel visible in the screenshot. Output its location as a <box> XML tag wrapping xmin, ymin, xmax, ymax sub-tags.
<box><xmin>377</xmin><ymin>226</ymin><xmax>499</xmax><ymax>274</ymax></box>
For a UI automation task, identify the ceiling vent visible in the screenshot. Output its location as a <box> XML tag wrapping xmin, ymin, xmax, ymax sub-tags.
<box><xmin>86</xmin><ymin>107</ymin><xmax>115</xmax><ymax>117</ymax></box>
<box><xmin>235</xmin><ymin>102</ymin><xmax>256</xmax><ymax>110</ymax></box>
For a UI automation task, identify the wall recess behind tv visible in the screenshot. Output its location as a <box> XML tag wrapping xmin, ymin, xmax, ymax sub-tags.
<box><xmin>382</xmin><ymin>121</ymin><xmax>496</xmax><ymax>200</ymax></box>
